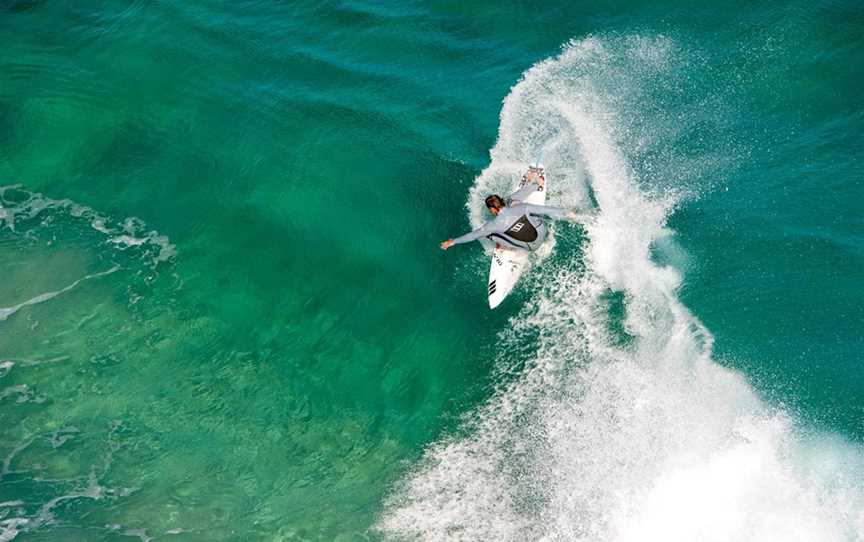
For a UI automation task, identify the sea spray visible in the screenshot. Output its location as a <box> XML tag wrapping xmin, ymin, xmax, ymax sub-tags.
<box><xmin>378</xmin><ymin>36</ymin><xmax>864</xmax><ymax>542</ymax></box>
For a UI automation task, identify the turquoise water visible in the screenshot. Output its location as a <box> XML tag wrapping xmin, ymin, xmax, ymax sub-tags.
<box><xmin>1</xmin><ymin>1</ymin><xmax>862</xmax><ymax>540</ymax></box>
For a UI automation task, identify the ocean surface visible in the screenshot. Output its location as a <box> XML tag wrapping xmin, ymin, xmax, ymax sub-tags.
<box><xmin>1</xmin><ymin>1</ymin><xmax>862</xmax><ymax>540</ymax></box>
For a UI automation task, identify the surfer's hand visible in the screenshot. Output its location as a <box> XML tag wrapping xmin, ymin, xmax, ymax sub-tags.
<box><xmin>440</xmin><ymin>239</ymin><xmax>455</xmax><ymax>250</ymax></box>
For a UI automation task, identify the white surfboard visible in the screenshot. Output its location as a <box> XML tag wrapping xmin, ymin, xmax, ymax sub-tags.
<box><xmin>487</xmin><ymin>165</ymin><xmax>546</xmax><ymax>309</ymax></box>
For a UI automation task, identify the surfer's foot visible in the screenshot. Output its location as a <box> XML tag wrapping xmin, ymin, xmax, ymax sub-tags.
<box><xmin>523</xmin><ymin>168</ymin><xmax>545</xmax><ymax>189</ymax></box>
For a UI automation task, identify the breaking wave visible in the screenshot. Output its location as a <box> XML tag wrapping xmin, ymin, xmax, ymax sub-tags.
<box><xmin>378</xmin><ymin>36</ymin><xmax>864</xmax><ymax>541</ymax></box>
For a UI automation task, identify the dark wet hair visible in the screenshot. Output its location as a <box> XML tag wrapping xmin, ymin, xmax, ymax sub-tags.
<box><xmin>485</xmin><ymin>194</ymin><xmax>505</xmax><ymax>209</ymax></box>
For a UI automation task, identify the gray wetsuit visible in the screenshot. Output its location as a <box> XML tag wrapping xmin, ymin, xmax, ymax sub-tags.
<box><xmin>452</xmin><ymin>181</ymin><xmax>568</xmax><ymax>252</ymax></box>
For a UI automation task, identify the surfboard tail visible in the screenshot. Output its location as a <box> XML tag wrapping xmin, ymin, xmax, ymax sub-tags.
<box><xmin>488</xmin><ymin>278</ymin><xmax>503</xmax><ymax>309</ymax></box>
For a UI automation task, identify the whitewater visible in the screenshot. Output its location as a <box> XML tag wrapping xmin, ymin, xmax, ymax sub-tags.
<box><xmin>378</xmin><ymin>36</ymin><xmax>864</xmax><ymax>541</ymax></box>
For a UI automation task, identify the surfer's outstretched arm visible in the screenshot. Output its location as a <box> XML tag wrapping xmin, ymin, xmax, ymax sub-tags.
<box><xmin>523</xmin><ymin>203</ymin><xmax>569</xmax><ymax>219</ymax></box>
<box><xmin>450</xmin><ymin>225</ymin><xmax>492</xmax><ymax>245</ymax></box>
<box><xmin>441</xmin><ymin>221</ymin><xmax>502</xmax><ymax>250</ymax></box>
<box><xmin>524</xmin><ymin>204</ymin><xmax>590</xmax><ymax>222</ymax></box>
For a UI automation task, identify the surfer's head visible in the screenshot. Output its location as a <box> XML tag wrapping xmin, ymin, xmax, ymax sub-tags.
<box><xmin>485</xmin><ymin>194</ymin><xmax>505</xmax><ymax>215</ymax></box>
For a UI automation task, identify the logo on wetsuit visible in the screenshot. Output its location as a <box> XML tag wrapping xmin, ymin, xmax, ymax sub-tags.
<box><xmin>487</xmin><ymin>215</ymin><xmax>539</xmax><ymax>249</ymax></box>
<box><xmin>505</xmin><ymin>215</ymin><xmax>538</xmax><ymax>242</ymax></box>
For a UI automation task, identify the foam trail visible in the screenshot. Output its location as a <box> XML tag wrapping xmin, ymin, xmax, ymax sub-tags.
<box><xmin>378</xmin><ymin>36</ymin><xmax>864</xmax><ymax>541</ymax></box>
<box><xmin>0</xmin><ymin>266</ymin><xmax>119</xmax><ymax>322</ymax></box>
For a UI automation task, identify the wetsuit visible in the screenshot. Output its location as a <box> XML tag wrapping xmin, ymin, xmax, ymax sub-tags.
<box><xmin>451</xmin><ymin>181</ymin><xmax>568</xmax><ymax>252</ymax></box>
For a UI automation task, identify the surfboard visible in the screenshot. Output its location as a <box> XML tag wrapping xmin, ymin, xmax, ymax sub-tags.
<box><xmin>487</xmin><ymin>165</ymin><xmax>546</xmax><ymax>309</ymax></box>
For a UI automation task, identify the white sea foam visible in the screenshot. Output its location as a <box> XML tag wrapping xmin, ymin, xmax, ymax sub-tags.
<box><xmin>0</xmin><ymin>266</ymin><xmax>119</xmax><ymax>322</ymax></box>
<box><xmin>0</xmin><ymin>518</ymin><xmax>28</xmax><ymax>542</ymax></box>
<box><xmin>378</xmin><ymin>36</ymin><xmax>864</xmax><ymax>541</ymax></box>
<box><xmin>0</xmin><ymin>184</ymin><xmax>176</xmax><ymax>268</ymax></box>
<box><xmin>0</xmin><ymin>422</ymin><xmax>134</xmax><ymax>540</ymax></box>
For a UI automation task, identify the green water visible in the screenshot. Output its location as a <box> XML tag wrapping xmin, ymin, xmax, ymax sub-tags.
<box><xmin>1</xmin><ymin>1</ymin><xmax>862</xmax><ymax>540</ymax></box>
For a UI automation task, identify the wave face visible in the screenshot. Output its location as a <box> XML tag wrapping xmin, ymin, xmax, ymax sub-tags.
<box><xmin>378</xmin><ymin>36</ymin><xmax>864</xmax><ymax>541</ymax></box>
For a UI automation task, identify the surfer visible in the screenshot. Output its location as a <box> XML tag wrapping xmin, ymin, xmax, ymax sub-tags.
<box><xmin>440</xmin><ymin>169</ymin><xmax>582</xmax><ymax>252</ymax></box>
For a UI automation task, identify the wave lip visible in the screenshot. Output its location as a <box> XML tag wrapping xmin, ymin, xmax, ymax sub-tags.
<box><xmin>377</xmin><ymin>36</ymin><xmax>864</xmax><ymax>541</ymax></box>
